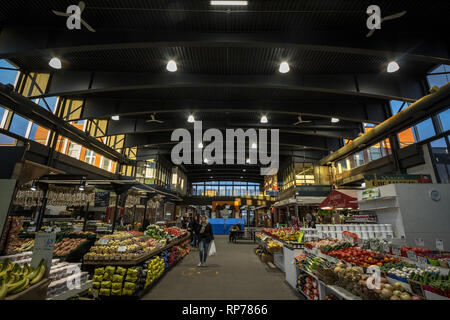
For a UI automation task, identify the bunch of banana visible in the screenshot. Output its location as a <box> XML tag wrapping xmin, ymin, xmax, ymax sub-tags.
<box><xmin>0</xmin><ymin>259</ymin><xmax>46</xmax><ymax>299</ymax></box>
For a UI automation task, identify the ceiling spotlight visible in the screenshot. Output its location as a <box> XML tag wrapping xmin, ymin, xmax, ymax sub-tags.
<box><xmin>260</xmin><ymin>115</ymin><xmax>268</xmax><ymax>124</ymax></box>
<box><xmin>210</xmin><ymin>176</ymin><xmax>214</xmax><ymax>179</ymax></box>
<box><xmin>240</xmin><ymin>176</ymin><xmax>244</xmax><ymax>179</ymax></box>
<box><xmin>246</xmin><ymin>158</ymin><xmax>251</xmax><ymax>164</ymax></box>
<box><xmin>111</xmin><ymin>115</ymin><xmax>120</xmax><ymax>121</ymax></box>
<box><xmin>49</xmin><ymin>57</ymin><xmax>62</xmax><ymax>70</ymax></box>
<box><xmin>243</xmin><ymin>169</ymin><xmax>247</xmax><ymax>172</ymax></box>
<box><xmin>211</xmin><ymin>1</ymin><xmax>248</xmax><ymax>5</ymax></box>
<box><xmin>387</xmin><ymin>61</ymin><xmax>400</xmax><ymax>73</ymax></box>
<box><xmin>166</xmin><ymin>60</ymin><xmax>177</xmax><ymax>72</ymax></box>
<box><xmin>79</xmin><ymin>177</ymin><xmax>87</xmax><ymax>192</ymax></box>
<box><xmin>208</xmin><ymin>169</ymin><xmax>212</xmax><ymax>172</ymax></box>
<box><xmin>279</xmin><ymin>61</ymin><xmax>290</xmax><ymax>74</ymax></box>
<box><xmin>204</xmin><ymin>158</ymin><xmax>209</xmax><ymax>164</ymax></box>
<box><xmin>30</xmin><ymin>180</ymin><xmax>38</xmax><ymax>191</ymax></box>
<box><xmin>188</xmin><ymin>115</ymin><xmax>195</xmax><ymax>123</ymax></box>
<box><xmin>251</xmin><ymin>143</ymin><xmax>257</xmax><ymax>149</ymax></box>
<box><xmin>198</xmin><ymin>142</ymin><xmax>204</xmax><ymax>149</ymax></box>
<box><xmin>331</xmin><ymin>118</ymin><xmax>340</xmax><ymax>123</ymax></box>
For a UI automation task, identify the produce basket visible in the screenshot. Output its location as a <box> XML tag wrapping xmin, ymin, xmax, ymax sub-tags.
<box><xmin>267</xmin><ymin>246</ymin><xmax>282</xmax><ymax>254</ymax></box>
<box><xmin>315</xmin><ymin>266</ymin><xmax>336</xmax><ymax>285</ymax></box>
<box><xmin>5</xmin><ymin>278</ymin><xmax>51</xmax><ymax>300</ymax></box>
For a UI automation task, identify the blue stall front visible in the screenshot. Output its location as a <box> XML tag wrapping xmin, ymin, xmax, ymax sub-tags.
<box><xmin>208</xmin><ymin>218</ymin><xmax>245</xmax><ymax>235</ymax></box>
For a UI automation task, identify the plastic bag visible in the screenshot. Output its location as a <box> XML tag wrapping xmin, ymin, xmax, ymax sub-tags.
<box><xmin>208</xmin><ymin>241</ymin><xmax>216</xmax><ymax>257</ymax></box>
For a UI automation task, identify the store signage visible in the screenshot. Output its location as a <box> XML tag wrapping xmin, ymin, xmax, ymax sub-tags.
<box><xmin>361</xmin><ymin>188</ymin><xmax>380</xmax><ymax>200</ymax></box>
<box><xmin>295</xmin><ymin>185</ymin><xmax>332</xmax><ymax>197</ymax></box>
<box><xmin>31</xmin><ymin>232</ymin><xmax>56</xmax><ymax>277</ymax></box>
<box><xmin>414</xmin><ymin>237</ymin><xmax>424</xmax><ymax>247</ymax></box>
<box><xmin>407</xmin><ymin>251</ymin><xmax>417</xmax><ymax>261</ymax></box>
<box><xmin>408</xmin><ymin>280</ymin><xmax>425</xmax><ymax>298</ymax></box>
<box><xmin>436</xmin><ymin>239</ymin><xmax>444</xmax><ymax>251</ymax></box>
<box><xmin>94</xmin><ymin>192</ymin><xmax>111</xmax><ymax>207</ymax></box>
<box><xmin>364</xmin><ymin>174</ymin><xmax>432</xmax><ymax>188</ymax></box>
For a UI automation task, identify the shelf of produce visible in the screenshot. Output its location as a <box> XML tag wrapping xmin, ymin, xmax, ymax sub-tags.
<box><xmin>82</xmin><ymin>234</ymin><xmax>190</xmax><ymax>266</ymax></box>
<box><xmin>296</xmin><ymin>265</ymin><xmax>319</xmax><ymax>281</ymax></box>
<box><xmin>47</xmin><ymin>281</ymin><xmax>92</xmax><ymax>300</ymax></box>
<box><xmin>319</xmin><ymin>281</ymin><xmax>361</xmax><ymax>300</ymax></box>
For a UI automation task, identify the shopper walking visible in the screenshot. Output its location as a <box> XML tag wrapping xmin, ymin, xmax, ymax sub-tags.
<box><xmin>190</xmin><ymin>215</ymin><xmax>200</xmax><ymax>248</ymax></box>
<box><xmin>196</xmin><ymin>215</ymin><xmax>214</xmax><ymax>267</ymax></box>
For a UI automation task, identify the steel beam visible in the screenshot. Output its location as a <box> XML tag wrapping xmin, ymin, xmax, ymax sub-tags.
<box><xmin>1</xmin><ymin>28</ymin><xmax>448</xmax><ymax>64</ymax></box>
<box><xmin>83</xmin><ymin>98</ymin><xmax>388</xmax><ymax>124</ymax></box>
<box><xmin>33</xmin><ymin>71</ymin><xmax>422</xmax><ymax>101</ymax></box>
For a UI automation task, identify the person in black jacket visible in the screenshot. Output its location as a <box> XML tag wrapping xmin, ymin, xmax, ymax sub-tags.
<box><xmin>190</xmin><ymin>215</ymin><xmax>200</xmax><ymax>248</ymax></box>
<box><xmin>196</xmin><ymin>215</ymin><xmax>214</xmax><ymax>267</ymax></box>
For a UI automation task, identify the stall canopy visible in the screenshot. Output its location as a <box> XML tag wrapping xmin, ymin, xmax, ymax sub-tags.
<box><xmin>319</xmin><ymin>189</ymin><xmax>359</xmax><ymax>210</ymax></box>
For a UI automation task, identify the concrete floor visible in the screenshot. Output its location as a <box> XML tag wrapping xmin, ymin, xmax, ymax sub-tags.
<box><xmin>142</xmin><ymin>235</ymin><xmax>301</xmax><ymax>300</ymax></box>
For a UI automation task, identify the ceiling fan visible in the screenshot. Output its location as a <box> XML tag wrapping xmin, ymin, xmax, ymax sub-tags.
<box><xmin>146</xmin><ymin>114</ymin><xmax>165</xmax><ymax>124</ymax></box>
<box><xmin>53</xmin><ymin>1</ymin><xmax>96</xmax><ymax>33</ymax></box>
<box><xmin>293</xmin><ymin>116</ymin><xmax>312</xmax><ymax>126</ymax></box>
<box><xmin>366</xmin><ymin>10</ymin><xmax>407</xmax><ymax>37</ymax></box>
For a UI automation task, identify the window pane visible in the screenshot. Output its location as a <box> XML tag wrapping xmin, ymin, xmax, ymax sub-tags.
<box><xmin>38</xmin><ymin>97</ymin><xmax>58</xmax><ymax>113</ymax></box>
<box><xmin>67</xmin><ymin>142</ymin><xmax>82</xmax><ymax>159</ymax></box>
<box><xmin>415</xmin><ymin>118</ymin><xmax>435</xmax><ymax>141</ymax></box>
<box><xmin>427</xmin><ymin>73</ymin><xmax>450</xmax><ymax>88</ymax></box>
<box><xmin>0</xmin><ymin>60</ymin><xmax>18</xmax><ymax>86</ymax></box>
<box><xmin>28</xmin><ymin>123</ymin><xmax>50</xmax><ymax>146</ymax></box>
<box><xmin>438</xmin><ymin>108</ymin><xmax>450</xmax><ymax>132</ymax></box>
<box><xmin>0</xmin><ymin>133</ymin><xmax>15</xmax><ymax>145</ymax></box>
<box><xmin>85</xmin><ymin>150</ymin><xmax>96</xmax><ymax>165</ymax></box>
<box><xmin>9</xmin><ymin>114</ymin><xmax>30</xmax><ymax>137</ymax></box>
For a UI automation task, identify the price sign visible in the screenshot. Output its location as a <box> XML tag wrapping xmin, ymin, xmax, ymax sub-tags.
<box><xmin>382</xmin><ymin>243</ymin><xmax>390</xmax><ymax>254</ymax></box>
<box><xmin>99</xmin><ymin>239</ymin><xmax>109</xmax><ymax>245</ymax></box>
<box><xmin>418</xmin><ymin>256</ymin><xmax>428</xmax><ymax>265</ymax></box>
<box><xmin>31</xmin><ymin>232</ymin><xmax>56</xmax><ymax>278</ymax></box>
<box><xmin>54</xmin><ymin>227</ymin><xmax>61</xmax><ymax>233</ymax></box>
<box><xmin>45</xmin><ymin>227</ymin><xmax>52</xmax><ymax>232</ymax></box>
<box><xmin>436</xmin><ymin>239</ymin><xmax>444</xmax><ymax>251</ymax></box>
<box><xmin>386</xmin><ymin>234</ymin><xmax>393</xmax><ymax>239</ymax></box>
<box><xmin>27</xmin><ymin>227</ymin><xmax>36</xmax><ymax>232</ymax></box>
<box><xmin>408</xmin><ymin>280</ymin><xmax>425</xmax><ymax>298</ymax></box>
<box><xmin>415</xmin><ymin>237</ymin><xmax>424</xmax><ymax>247</ymax></box>
<box><xmin>391</xmin><ymin>245</ymin><xmax>401</xmax><ymax>256</ymax></box>
<box><xmin>297</xmin><ymin>231</ymin><xmax>304</xmax><ymax>244</ymax></box>
<box><xmin>118</xmin><ymin>246</ymin><xmax>127</xmax><ymax>253</ymax></box>
<box><xmin>407</xmin><ymin>251</ymin><xmax>417</xmax><ymax>261</ymax></box>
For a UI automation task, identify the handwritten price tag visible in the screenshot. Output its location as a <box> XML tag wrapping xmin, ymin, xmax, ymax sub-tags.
<box><xmin>418</xmin><ymin>256</ymin><xmax>428</xmax><ymax>265</ymax></box>
<box><xmin>407</xmin><ymin>251</ymin><xmax>417</xmax><ymax>261</ymax></box>
<box><xmin>415</xmin><ymin>237</ymin><xmax>424</xmax><ymax>247</ymax></box>
<box><xmin>99</xmin><ymin>239</ymin><xmax>109</xmax><ymax>245</ymax></box>
<box><xmin>436</xmin><ymin>239</ymin><xmax>444</xmax><ymax>251</ymax></box>
<box><xmin>118</xmin><ymin>246</ymin><xmax>127</xmax><ymax>253</ymax></box>
<box><xmin>391</xmin><ymin>245</ymin><xmax>401</xmax><ymax>256</ymax></box>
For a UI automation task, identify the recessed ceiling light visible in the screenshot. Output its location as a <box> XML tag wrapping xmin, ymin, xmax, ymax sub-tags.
<box><xmin>30</xmin><ymin>180</ymin><xmax>38</xmax><ymax>191</ymax></box>
<box><xmin>211</xmin><ymin>1</ymin><xmax>248</xmax><ymax>5</ymax></box>
<box><xmin>331</xmin><ymin>118</ymin><xmax>340</xmax><ymax>123</ymax></box>
<box><xmin>387</xmin><ymin>61</ymin><xmax>400</xmax><ymax>73</ymax></box>
<box><xmin>166</xmin><ymin>60</ymin><xmax>178</xmax><ymax>72</ymax></box>
<box><xmin>279</xmin><ymin>61</ymin><xmax>290</xmax><ymax>74</ymax></box>
<box><xmin>208</xmin><ymin>169</ymin><xmax>212</xmax><ymax>172</ymax></box>
<box><xmin>49</xmin><ymin>57</ymin><xmax>62</xmax><ymax>69</ymax></box>
<box><xmin>260</xmin><ymin>115</ymin><xmax>268</xmax><ymax>124</ymax></box>
<box><xmin>188</xmin><ymin>115</ymin><xmax>195</xmax><ymax>123</ymax></box>
<box><xmin>111</xmin><ymin>115</ymin><xmax>120</xmax><ymax>121</ymax></box>
<box><xmin>210</xmin><ymin>176</ymin><xmax>214</xmax><ymax>179</ymax></box>
<box><xmin>243</xmin><ymin>169</ymin><xmax>246</xmax><ymax>172</ymax></box>
<box><xmin>240</xmin><ymin>176</ymin><xmax>244</xmax><ymax>179</ymax></box>
<box><xmin>198</xmin><ymin>142</ymin><xmax>204</xmax><ymax>149</ymax></box>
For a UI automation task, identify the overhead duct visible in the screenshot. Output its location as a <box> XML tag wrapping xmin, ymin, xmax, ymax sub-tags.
<box><xmin>320</xmin><ymin>82</ymin><xmax>450</xmax><ymax>165</ymax></box>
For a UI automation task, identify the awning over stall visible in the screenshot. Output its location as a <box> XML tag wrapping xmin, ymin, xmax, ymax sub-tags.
<box><xmin>319</xmin><ymin>189</ymin><xmax>359</xmax><ymax>210</ymax></box>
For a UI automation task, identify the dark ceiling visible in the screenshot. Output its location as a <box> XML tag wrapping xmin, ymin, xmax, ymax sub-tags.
<box><xmin>0</xmin><ymin>0</ymin><xmax>449</xmax><ymax>183</ymax></box>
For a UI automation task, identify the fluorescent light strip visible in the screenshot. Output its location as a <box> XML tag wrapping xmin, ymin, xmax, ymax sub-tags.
<box><xmin>211</xmin><ymin>1</ymin><xmax>248</xmax><ymax>5</ymax></box>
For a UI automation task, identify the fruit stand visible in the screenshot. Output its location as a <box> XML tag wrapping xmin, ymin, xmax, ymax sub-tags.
<box><xmin>81</xmin><ymin>225</ymin><xmax>190</xmax><ymax>299</ymax></box>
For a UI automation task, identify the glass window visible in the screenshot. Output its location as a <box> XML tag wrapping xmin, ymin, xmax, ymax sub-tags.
<box><xmin>415</xmin><ymin>119</ymin><xmax>436</xmax><ymax>141</ymax></box>
<box><xmin>28</xmin><ymin>123</ymin><xmax>50</xmax><ymax>146</ymax></box>
<box><xmin>37</xmin><ymin>97</ymin><xmax>58</xmax><ymax>113</ymax></box>
<box><xmin>102</xmin><ymin>157</ymin><xmax>113</xmax><ymax>171</ymax></box>
<box><xmin>67</xmin><ymin>142</ymin><xmax>82</xmax><ymax>159</ymax></box>
<box><xmin>0</xmin><ymin>133</ymin><xmax>15</xmax><ymax>145</ymax></box>
<box><xmin>438</xmin><ymin>108</ymin><xmax>450</xmax><ymax>132</ymax></box>
<box><xmin>429</xmin><ymin>138</ymin><xmax>449</xmax><ymax>183</ymax></box>
<box><xmin>226</xmin><ymin>186</ymin><xmax>233</xmax><ymax>196</ymax></box>
<box><xmin>197</xmin><ymin>185</ymin><xmax>204</xmax><ymax>196</ymax></box>
<box><xmin>0</xmin><ymin>60</ymin><xmax>19</xmax><ymax>86</ymax></box>
<box><xmin>219</xmin><ymin>186</ymin><xmax>226</xmax><ymax>196</ymax></box>
<box><xmin>85</xmin><ymin>150</ymin><xmax>96</xmax><ymax>165</ymax></box>
<box><xmin>9</xmin><ymin>114</ymin><xmax>30</xmax><ymax>137</ymax></box>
